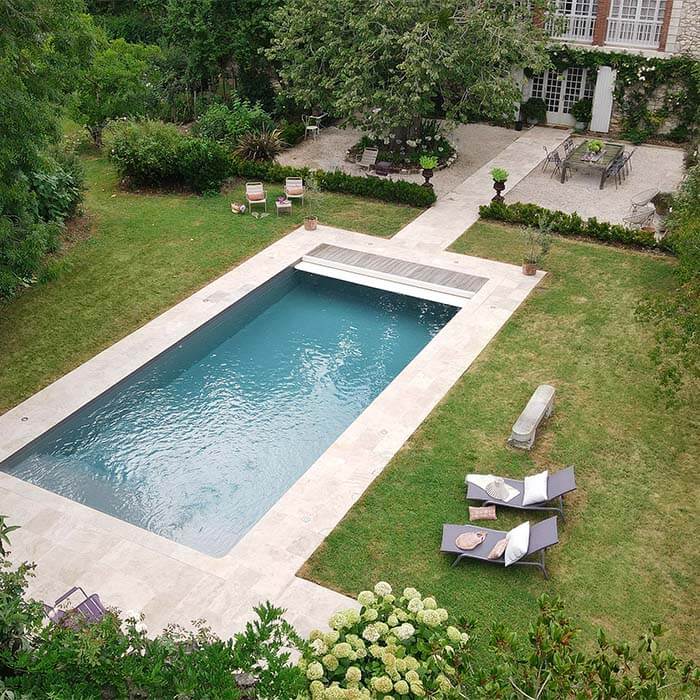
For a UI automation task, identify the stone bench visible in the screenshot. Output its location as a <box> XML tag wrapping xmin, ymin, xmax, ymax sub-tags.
<box><xmin>508</xmin><ymin>384</ymin><xmax>556</xmax><ymax>450</ymax></box>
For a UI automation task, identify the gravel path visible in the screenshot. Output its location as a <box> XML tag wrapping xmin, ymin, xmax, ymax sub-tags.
<box><xmin>278</xmin><ymin>123</ymin><xmax>520</xmax><ymax>198</ymax></box>
<box><xmin>506</xmin><ymin>140</ymin><xmax>686</xmax><ymax>225</ymax></box>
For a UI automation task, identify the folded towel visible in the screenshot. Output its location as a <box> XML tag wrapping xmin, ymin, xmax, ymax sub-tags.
<box><xmin>466</xmin><ymin>474</ymin><xmax>519</xmax><ymax>503</ymax></box>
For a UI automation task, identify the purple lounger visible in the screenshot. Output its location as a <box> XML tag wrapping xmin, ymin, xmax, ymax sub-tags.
<box><xmin>465</xmin><ymin>466</ymin><xmax>576</xmax><ymax>520</ymax></box>
<box><xmin>43</xmin><ymin>586</ymin><xmax>107</xmax><ymax>627</ymax></box>
<box><xmin>440</xmin><ymin>516</ymin><xmax>559</xmax><ymax>579</ymax></box>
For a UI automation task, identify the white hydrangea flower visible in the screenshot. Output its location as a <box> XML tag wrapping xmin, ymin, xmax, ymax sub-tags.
<box><xmin>407</xmin><ymin>597</ymin><xmax>424</xmax><ymax>613</ymax></box>
<box><xmin>374</xmin><ymin>581</ymin><xmax>392</xmax><ymax>597</ymax></box>
<box><xmin>387</xmin><ymin>614</ymin><xmax>399</xmax><ymax>627</ymax></box>
<box><xmin>307</xmin><ymin>661</ymin><xmax>324</xmax><ymax>680</ymax></box>
<box><xmin>402</xmin><ymin>587</ymin><xmax>421</xmax><ymax>600</ymax></box>
<box><xmin>345</xmin><ymin>666</ymin><xmax>362</xmax><ymax>683</ymax></box>
<box><xmin>394</xmin><ymin>623</ymin><xmax>415</xmax><ymax>641</ymax></box>
<box><xmin>422</xmin><ymin>597</ymin><xmax>437</xmax><ymax>610</ymax></box>
<box><xmin>311</xmin><ymin>638</ymin><xmax>329</xmax><ymax>655</ymax></box>
<box><xmin>362</xmin><ymin>624</ymin><xmax>380</xmax><ymax>643</ymax></box>
<box><xmin>447</xmin><ymin>626</ymin><xmax>461</xmax><ymax>644</ymax></box>
<box><xmin>333</xmin><ymin>642</ymin><xmax>353</xmax><ymax>659</ymax></box>
<box><xmin>357</xmin><ymin>590</ymin><xmax>376</xmax><ymax>607</ymax></box>
<box><xmin>421</xmin><ymin>609</ymin><xmax>441</xmax><ymax>627</ymax></box>
<box><xmin>363</xmin><ymin>607</ymin><xmax>379</xmax><ymax>622</ymax></box>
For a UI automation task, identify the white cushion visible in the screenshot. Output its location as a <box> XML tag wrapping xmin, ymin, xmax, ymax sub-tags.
<box><xmin>504</xmin><ymin>521</ymin><xmax>530</xmax><ymax>567</ymax></box>
<box><xmin>522</xmin><ymin>470</ymin><xmax>548</xmax><ymax>506</ymax></box>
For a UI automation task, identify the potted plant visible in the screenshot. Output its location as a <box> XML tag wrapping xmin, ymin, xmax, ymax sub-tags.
<box><xmin>419</xmin><ymin>155</ymin><xmax>438</xmax><ymax>188</ymax></box>
<box><xmin>587</xmin><ymin>139</ymin><xmax>604</xmax><ymax>154</ymax></box>
<box><xmin>570</xmin><ymin>98</ymin><xmax>592</xmax><ymax>131</ymax></box>
<box><xmin>521</xmin><ymin>97</ymin><xmax>547</xmax><ymax>126</ymax></box>
<box><xmin>521</xmin><ymin>221</ymin><xmax>553</xmax><ymax>276</ymax></box>
<box><xmin>651</xmin><ymin>191</ymin><xmax>673</xmax><ymax>241</ymax></box>
<box><xmin>490</xmin><ymin>167</ymin><xmax>509</xmax><ymax>202</ymax></box>
<box><xmin>304</xmin><ymin>173</ymin><xmax>322</xmax><ymax>230</ymax></box>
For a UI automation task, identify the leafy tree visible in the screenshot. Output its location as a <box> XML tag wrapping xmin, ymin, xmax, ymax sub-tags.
<box><xmin>0</xmin><ymin>0</ymin><xmax>97</xmax><ymax>297</ymax></box>
<box><xmin>72</xmin><ymin>37</ymin><xmax>163</xmax><ymax>145</ymax></box>
<box><xmin>637</xmin><ymin>165</ymin><xmax>700</xmax><ymax>403</ymax></box>
<box><xmin>267</xmin><ymin>0</ymin><xmax>551</xmax><ymax>140</ymax></box>
<box><xmin>163</xmin><ymin>0</ymin><xmax>280</xmax><ymax>110</ymax></box>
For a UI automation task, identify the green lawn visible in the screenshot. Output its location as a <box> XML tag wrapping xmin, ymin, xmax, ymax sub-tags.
<box><xmin>302</xmin><ymin>221</ymin><xmax>699</xmax><ymax>657</ymax></box>
<box><xmin>0</xmin><ymin>155</ymin><xmax>419</xmax><ymax>414</ymax></box>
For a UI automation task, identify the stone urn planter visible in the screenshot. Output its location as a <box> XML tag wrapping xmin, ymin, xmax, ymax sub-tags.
<box><xmin>418</xmin><ymin>156</ymin><xmax>438</xmax><ymax>189</ymax></box>
<box><xmin>304</xmin><ymin>215</ymin><xmax>318</xmax><ymax>231</ymax></box>
<box><xmin>421</xmin><ymin>168</ymin><xmax>434</xmax><ymax>188</ymax></box>
<box><xmin>490</xmin><ymin>167</ymin><xmax>509</xmax><ymax>203</ymax></box>
<box><xmin>522</xmin><ymin>261</ymin><xmax>537</xmax><ymax>276</ymax></box>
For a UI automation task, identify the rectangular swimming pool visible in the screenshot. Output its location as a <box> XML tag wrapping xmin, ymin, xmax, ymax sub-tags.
<box><xmin>2</xmin><ymin>270</ymin><xmax>457</xmax><ymax>556</ymax></box>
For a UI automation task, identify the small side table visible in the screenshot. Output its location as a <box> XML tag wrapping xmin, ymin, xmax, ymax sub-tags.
<box><xmin>275</xmin><ymin>200</ymin><xmax>292</xmax><ymax>216</ymax></box>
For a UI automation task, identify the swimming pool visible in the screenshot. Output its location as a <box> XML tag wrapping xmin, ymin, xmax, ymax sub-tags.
<box><xmin>2</xmin><ymin>270</ymin><xmax>457</xmax><ymax>556</ymax></box>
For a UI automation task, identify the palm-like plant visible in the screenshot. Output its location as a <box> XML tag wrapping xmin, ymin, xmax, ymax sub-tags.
<box><xmin>234</xmin><ymin>128</ymin><xmax>286</xmax><ymax>161</ymax></box>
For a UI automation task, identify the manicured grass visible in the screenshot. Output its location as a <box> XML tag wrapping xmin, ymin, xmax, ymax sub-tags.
<box><xmin>302</xmin><ymin>221</ymin><xmax>699</xmax><ymax>656</ymax></box>
<box><xmin>0</xmin><ymin>155</ymin><xmax>419</xmax><ymax>414</ymax></box>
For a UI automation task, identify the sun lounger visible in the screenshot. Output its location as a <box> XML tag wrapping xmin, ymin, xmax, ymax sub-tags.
<box><xmin>357</xmin><ymin>147</ymin><xmax>379</xmax><ymax>171</ymax></box>
<box><xmin>440</xmin><ymin>516</ymin><xmax>559</xmax><ymax>579</ymax></box>
<box><xmin>43</xmin><ymin>586</ymin><xmax>107</xmax><ymax>627</ymax></box>
<box><xmin>466</xmin><ymin>466</ymin><xmax>576</xmax><ymax>519</ymax></box>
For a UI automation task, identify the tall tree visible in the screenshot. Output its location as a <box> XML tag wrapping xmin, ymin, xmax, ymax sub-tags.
<box><xmin>72</xmin><ymin>37</ymin><xmax>163</xmax><ymax>145</ymax></box>
<box><xmin>0</xmin><ymin>0</ymin><xmax>97</xmax><ymax>296</ymax></box>
<box><xmin>267</xmin><ymin>0</ymin><xmax>551</xmax><ymax>138</ymax></box>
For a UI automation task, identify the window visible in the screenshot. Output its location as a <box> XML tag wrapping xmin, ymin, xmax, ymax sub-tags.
<box><xmin>606</xmin><ymin>0</ymin><xmax>665</xmax><ymax>47</ymax></box>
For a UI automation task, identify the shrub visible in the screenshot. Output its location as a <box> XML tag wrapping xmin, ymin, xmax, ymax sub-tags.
<box><xmin>278</xmin><ymin>120</ymin><xmax>306</xmax><ymax>147</ymax></box>
<box><xmin>30</xmin><ymin>150</ymin><xmax>85</xmax><ymax>223</ymax></box>
<box><xmin>570</xmin><ymin>97</ymin><xmax>592</xmax><ymax>124</ymax></box>
<box><xmin>193</xmin><ymin>99</ymin><xmax>273</xmax><ymax>148</ymax></box>
<box><xmin>234</xmin><ymin>128</ymin><xmax>285</xmax><ymax>162</ymax></box>
<box><xmin>106</xmin><ymin>120</ymin><xmax>230</xmax><ymax>193</ymax></box>
<box><xmin>479</xmin><ymin>200</ymin><xmax>670</xmax><ymax>251</ymax></box>
<box><xmin>521</xmin><ymin>97</ymin><xmax>547</xmax><ymax>123</ymax></box>
<box><xmin>301</xmin><ymin>581</ymin><xmax>471</xmax><ymax>699</ymax></box>
<box><xmin>229</xmin><ymin>159</ymin><xmax>437</xmax><ymax>207</ymax></box>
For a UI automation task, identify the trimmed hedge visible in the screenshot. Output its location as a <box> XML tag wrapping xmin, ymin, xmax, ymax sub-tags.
<box><xmin>230</xmin><ymin>158</ymin><xmax>436</xmax><ymax>207</ymax></box>
<box><xmin>479</xmin><ymin>200</ymin><xmax>674</xmax><ymax>252</ymax></box>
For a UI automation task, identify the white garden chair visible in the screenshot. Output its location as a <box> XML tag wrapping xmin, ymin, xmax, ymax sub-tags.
<box><xmin>245</xmin><ymin>182</ymin><xmax>267</xmax><ymax>212</ymax></box>
<box><xmin>284</xmin><ymin>177</ymin><xmax>304</xmax><ymax>205</ymax></box>
<box><xmin>303</xmin><ymin>115</ymin><xmax>319</xmax><ymax>140</ymax></box>
<box><xmin>357</xmin><ymin>147</ymin><xmax>379</xmax><ymax>171</ymax></box>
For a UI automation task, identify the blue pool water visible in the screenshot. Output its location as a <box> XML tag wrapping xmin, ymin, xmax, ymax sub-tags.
<box><xmin>2</xmin><ymin>271</ymin><xmax>457</xmax><ymax>556</ymax></box>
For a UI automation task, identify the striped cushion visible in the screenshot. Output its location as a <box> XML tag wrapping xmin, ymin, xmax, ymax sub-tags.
<box><xmin>469</xmin><ymin>505</ymin><xmax>496</xmax><ymax>521</ymax></box>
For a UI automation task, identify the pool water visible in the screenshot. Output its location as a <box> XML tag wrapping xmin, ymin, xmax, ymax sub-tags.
<box><xmin>2</xmin><ymin>271</ymin><xmax>457</xmax><ymax>556</ymax></box>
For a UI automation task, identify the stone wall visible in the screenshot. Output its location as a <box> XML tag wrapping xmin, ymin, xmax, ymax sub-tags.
<box><xmin>677</xmin><ymin>0</ymin><xmax>700</xmax><ymax>57</ymax></box>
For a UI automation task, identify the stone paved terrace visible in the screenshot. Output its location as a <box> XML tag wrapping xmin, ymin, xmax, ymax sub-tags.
<box><xmin>506</xmin><ymin>140</ymin><xmax>686</xmax><ymax>225</ymax></box>
<box><xmin>278</xmin><ymin>123</ymin><xmax>520</xmax><ymax>197</ymax></box>
<box><xmin>1</xmin><ymin>125</ymin><xmax>570</xmax><ymax>638</ymax></box>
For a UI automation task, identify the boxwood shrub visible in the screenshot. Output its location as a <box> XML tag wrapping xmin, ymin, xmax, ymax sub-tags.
<box><xmin>230</xmin><ymin>158</ymin><xmax>436</xmax><ymax>207</ymax></box>
<box><xmin>479</xmin><ymin>200</ymin><xmax>674</xmax><ymax>252</ymax></box>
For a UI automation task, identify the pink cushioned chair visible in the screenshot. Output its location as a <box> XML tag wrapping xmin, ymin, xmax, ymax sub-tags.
<box><xmin>245</xmin><ymin>182</ymin><xmax>267</xmax><ymax>212</ymax></box>
<box><xmin>284</xmin><ymin>177</ymin><xmax>304</xmax><ymax>206</ymax></box>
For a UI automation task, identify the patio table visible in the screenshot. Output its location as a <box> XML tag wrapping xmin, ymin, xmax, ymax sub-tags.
<box><xmin>563</xmin><ymin>140</ymin><xmax>624</xmax><ymax>189</ymax></box>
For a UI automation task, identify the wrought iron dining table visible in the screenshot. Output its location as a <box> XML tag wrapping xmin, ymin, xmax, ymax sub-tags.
<box><xmin>562</xmin><ymin>141</ymin><xmax>625</xmax><ymax>189</ymax></box>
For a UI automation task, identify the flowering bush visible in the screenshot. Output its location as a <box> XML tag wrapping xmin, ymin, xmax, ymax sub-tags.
<box><xmin>300</xmin><ymin>582</ymin><xmax>471</xmax><ymax>699</ymax></box>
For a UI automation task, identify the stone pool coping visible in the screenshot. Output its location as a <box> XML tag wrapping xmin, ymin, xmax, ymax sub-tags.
<box><xmin>0</xmin><ymin>224</ymin><xmax>543</xmax><ymax>637</ymax></box>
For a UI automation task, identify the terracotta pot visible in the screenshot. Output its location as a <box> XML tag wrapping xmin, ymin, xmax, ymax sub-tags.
<box><xmin>421</xmin><ymin>168</ymin><xmax>434</xmax><ymax>188</ymax></box>
<box><xmin>492</xmin><ymin>180</ymin><xmax>506</xmax><ymax>202</ymax></box>
<box><xmin>304</xmin><ymin>216</ymin><xmax>318</xmax><ymax>231</ymax></box>
<box><xmin>522</xmin><ymin>261</ymin><xmax>537</xmax><ymax>276</ymax></box>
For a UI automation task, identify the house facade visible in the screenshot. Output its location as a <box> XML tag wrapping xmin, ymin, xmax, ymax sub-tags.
<box><xmin>524</xmin><ymin>0</ymin><xmax>700</xmax><ymax>132</ymax></box>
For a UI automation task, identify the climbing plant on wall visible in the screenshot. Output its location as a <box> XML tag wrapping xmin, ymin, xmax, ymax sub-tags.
<box><xmin>548</xmin><ymin>45</ymin><xmax>700</xmax><ymax>143</ymax></box>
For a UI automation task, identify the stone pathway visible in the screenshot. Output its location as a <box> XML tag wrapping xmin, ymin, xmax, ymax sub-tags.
<box><xmin>2</xmin><ymin>126</ymin><xmax>570</xmax><ymax>640</ymax></box>
<box><xmin>395</xmin><ymin>126</ymin><xmax>569</xmax><ymax>250</ymax></box>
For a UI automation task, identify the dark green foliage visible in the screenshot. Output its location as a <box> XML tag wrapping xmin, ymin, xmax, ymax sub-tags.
<box><xmin>278</xmin><ymin>120</ymin><xmax>306</xmax><ymax>147</ymax></box>
<box><xmin>474</xmin><ymin>595</ymin><xmax>699</xmax><ymax>698</ymax></box>
<box><xmin>229</xmin><ymin>159</ymin><xmax>438</xmax><ymax>207</ymax></box>
<box><xmin>479</xmin><ymin>200</ymin><xmax>668</xmax><ymax>250</ymax></box>
<box><xmin>106</xmin><ymin>120</ymin><xmax>230</xmax><ymax>193</ymax></box>
<box><xmin>192</xmin><ymin>100</ymin><xmax>273</xmax><ymax>148</ymax></box>
<box><xmin>234</xmin><ymin>128</ymin><xmax>285</xmax><ymax>162</ymax></box>
<box><xmin>570</xmin><ymin>97</ymin><xmax>592</xmax><ymax>125</ymax></box>
<box><xmin>0</xmin><ymin>0</ymin><xmax>95</xmax><ymax>298</ymax></box>
<box><xmin>637</xmin><ymin>166</ymin><xmax>700</xmax><ymax>401</ymax></box>
<box><xmin>521</xmin><ymin>97</ymin><xmax>547</xmax><ymax>123</ymax></box>
<box><xmin>31</xmin><ymin>149</ymin><xmax>85</xmax><ymax>223</ymax></box>
<box><xmin>550</xmin><ymin>46</ymin><xmax>700</xmax><ymax>143</ymax></box>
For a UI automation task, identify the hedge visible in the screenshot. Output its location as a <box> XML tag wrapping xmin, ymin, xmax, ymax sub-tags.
<box><xmin>229</xmin><ymin>158</ymin><xmax>437</xmax><ymax>207</ymax></box>
<box><xmin>479</xmin><ymin>200</ymin><xmax>675</xmax><ymax>252</ymax></box>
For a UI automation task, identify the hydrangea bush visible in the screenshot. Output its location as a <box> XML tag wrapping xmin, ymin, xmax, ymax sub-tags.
<box><xmin>300</xmin><ymin>582</ymin><xmax>471</xmax><ymax>699</ymax></box>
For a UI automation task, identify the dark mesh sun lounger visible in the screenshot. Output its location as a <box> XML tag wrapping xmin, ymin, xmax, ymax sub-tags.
<box><xmin>440</xmin><ymin>516</ymin><xmax>559</xmax><ymax>579</ymax></box>
<box><xmin>465</xmin><ymin>466</ymin><xmax>576</xmax><ymax>519</ymax></box>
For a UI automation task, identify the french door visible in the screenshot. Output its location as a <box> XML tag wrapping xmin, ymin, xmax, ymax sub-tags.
<box><xmin>529</xmin><ymin>67</ymin><xmax>596</xmax><ymax>126</ymax></box>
